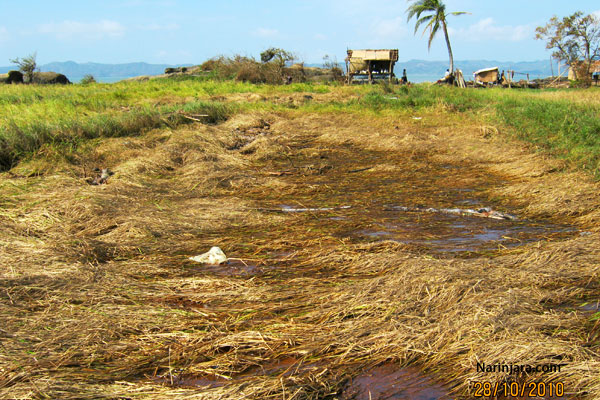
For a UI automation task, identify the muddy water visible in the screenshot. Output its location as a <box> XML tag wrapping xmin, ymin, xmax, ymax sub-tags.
<box><xmin>341</xmin><ymin>364</ymin><xmax>452</xmax><ymax>400</ymax></box>
<box><xmin>186</xmin><ymin>259</ymin><xmax>262</xmax><ymax>276</ymax></box>
<box><xmin>255</xmin><ymin>139</ymin><xmax>578</xmax><ymax>255</ymax></box>
<box><xmin>351</xmin><ymin>207</ymin><xmax>575</xmax><ymax>253</ymax></box>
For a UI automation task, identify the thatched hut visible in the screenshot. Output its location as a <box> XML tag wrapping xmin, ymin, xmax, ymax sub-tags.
<box><xmin>473</xmin><ymin>67</ymin><xmax>499</xmax><ymax>85</ymax></box>
<box><xmin>345</xmin><ymin>49</ymin><xmax>398</xmax><ymax>84</ymax></box>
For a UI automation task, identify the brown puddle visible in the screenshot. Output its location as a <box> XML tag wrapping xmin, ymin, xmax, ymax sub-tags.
<box><xmin>252</xmin><ymin>139</ymin><xmax>579</xmax><ymax>255</ymax></box>
<box><xmin>347</xmin><ymin>206</ymin><xmax>576</xmax><ymax>253</ymax></box>
<box><xmin>188</xmin><ymin>259</ymin><xmax>263</xmax><ymax>276</ymax></box>
<box><xmin>557</xmin><ymin>299</ymin><xmax>600</xmax><ymax>314</ymax></box>
<box><xmin>341</xmin><ymin>364</ymin><xmax>452</xmax><ymax>400</ymax></box>
<box><xmin>164</xmin><ymin>375</ymin><xmax>228</xmax><ymax>389</ymax></box>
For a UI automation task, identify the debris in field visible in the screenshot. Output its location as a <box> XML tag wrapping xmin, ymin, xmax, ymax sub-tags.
<box><xmin>261</xmin><ymin>205</ymin><xmax>352</xmax><ymax>213</ymax></box>
<box><xmin>189</xmin><ymin>246</ymin><xmax>228</xmax><ymax>265</ymax></box>
<box><xmin>385</xmin><ymin>205</ymin><xmax>517</xmax><ymax>220</ymax></box>
<box><xmin>348</xmin><ymin>166</ymin><xmax>373</xmax><ymax>173</ymax></box>
<box><xmin>412</xmin><ymin>117</ymin><xmax>422</xmax><ymax>120</ymax></box>
<box><xmin>87</xmin><ymin>168</ymin><xmax>114</xmax><ymax>185</ymax></box>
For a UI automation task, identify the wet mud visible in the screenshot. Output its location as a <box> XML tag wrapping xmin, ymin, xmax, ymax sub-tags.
<box><xmin>250</xmin><ymin>137</ymin><xmax>578</xmax><ymax>255</ymax></box>
<box><xmin>185</xmin><ymin>259</ymin><xmax>263</xmax><ymax>277</ymax></box>
<box><xmin>351</xmin><ymin>208</ymin><xmax>575</xmax><ymax>253</ymax></box>
<box><xmin>341</xmin><ymin>364</ymin><xmax>452</xmax><ymax>400</ymax></box>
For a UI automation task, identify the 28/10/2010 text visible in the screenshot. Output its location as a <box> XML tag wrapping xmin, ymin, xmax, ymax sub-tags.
<box><xmin>472</xmin><ymin>381</ymin><xmax>564</xmax><ymax>398</ymax></box>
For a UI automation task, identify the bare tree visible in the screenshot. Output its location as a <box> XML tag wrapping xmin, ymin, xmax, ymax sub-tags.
<box><xmin>10</xmin><ymin>52</ymin><xmax>38</xmax><ymax>83</ymax></box>
<box><xmin>536</xmin><ymin>12</ymin><xmax>600</xmax><ymax>82</ymax></box>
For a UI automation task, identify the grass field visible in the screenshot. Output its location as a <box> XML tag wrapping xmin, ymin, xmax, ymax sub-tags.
<box><xmin>1</xmin><ymin>78</ymin><xmax>600</xmax><ymax>399</ymax></box>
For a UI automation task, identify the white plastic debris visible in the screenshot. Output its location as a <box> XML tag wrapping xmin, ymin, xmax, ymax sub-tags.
<box><xmin>384</xmin><ymin>205</ymin><xmax>517</xmax><ymax>220</ymax></box>
<box><xmin>189</xmin><ymin>246</ymin><xmax>228</xmax><ymax>265</ymax></box>
<box><xmin>280</xmin><ymin>205</ymin><xmax>351</xmax><ymax>213</ymax></box>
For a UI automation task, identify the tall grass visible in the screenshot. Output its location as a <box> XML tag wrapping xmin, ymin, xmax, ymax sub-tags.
<box><xmin>1</xmin><ymin>78</ymin><xmax>599</xmax><ymax>176</ymax></box>
<box><xmin>336</xmin><ymin>84</ymin><xmax>600</xmax><ymax>176</ymax></box>
<box><xmin>0</xmin><ymin>93</ymin><xmax>231</xmax><ymax>170</ymax></box>
<box><xmin>494</xmin><ymin>95</ymin><xmax>600</xmax><ymax>173</ymax></box>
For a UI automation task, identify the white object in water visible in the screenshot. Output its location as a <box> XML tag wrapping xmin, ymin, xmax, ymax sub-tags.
<box><xmin>189</xmin><ymin>247</ymin><xmax>228</xmax><ymax>265</ymax></box>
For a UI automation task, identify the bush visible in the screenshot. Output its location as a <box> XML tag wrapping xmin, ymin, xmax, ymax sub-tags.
<box><xmin>80</xmin><ymin>74</ymin><xmax>97</xmax><ymax>85</ymax></box>
<box><xmin>10</xmin><ymin>52</ymin><xmax>38</xmax><ymax>83</ymax></box>
<box><xmin>200</xmin><ymin>51</ymin><xmax>301</xmax><ymax>85</ymax></box>
<box><xmin>236</xmin><ymin>63</ymin><xmax>266</xmax><ymax>84</ymax></box>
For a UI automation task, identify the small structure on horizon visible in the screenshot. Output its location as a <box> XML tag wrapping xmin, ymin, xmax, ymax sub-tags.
<box><xmin>345</xmin><ymin>49</ymin><xmax>398</xmax><ymax>84</ymax></box>
<box><xmin>473</xmin><ymin>67</ymin><xmax>499</xmax><ymax>86</ymax></box>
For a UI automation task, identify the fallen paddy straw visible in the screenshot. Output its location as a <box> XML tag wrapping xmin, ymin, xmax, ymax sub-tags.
<box><xmin>0</xmin><ymin>83</ymin><xmax>599</xmax><ymax>400</ymax></box>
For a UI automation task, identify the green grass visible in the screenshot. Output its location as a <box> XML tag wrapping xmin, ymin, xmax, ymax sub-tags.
<box><xmin>335</xmin><ymin>84</ymin><xmax>600</xmax><ymax>176</ymax></box>
<box><xmin>1</xmin><ymin>78</ymin><xmax>600</xmax><ymax>176</ymax></box>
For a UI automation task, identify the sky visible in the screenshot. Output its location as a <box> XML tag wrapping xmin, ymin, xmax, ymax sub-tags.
<box><xmin>0</xmin><ymin>0</ymin><xmax>599</xmax><ymax>66</ymax></box>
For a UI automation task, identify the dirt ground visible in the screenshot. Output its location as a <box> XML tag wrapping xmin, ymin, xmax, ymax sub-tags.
<box><xmin>1</xmin><ymin>107</ymin><xmax>599</xmax><ymax>399</ymax></box>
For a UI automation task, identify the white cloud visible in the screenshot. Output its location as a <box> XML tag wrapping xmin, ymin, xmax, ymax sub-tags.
<box><xmin>252</xmin><ymin>27</ymin><xmax>278</xmax><ymax>38</ymax></box>
<box><xmin>138</xmin><ymin>23</ymin><xmax>179</xmax><ymax>31</ymax></box>
<box><xmin>314</xmin><ymin>33</ymin><xmax>327</xmax><ymax>40</ymax></box>
<box><xmin>372</xmin><ymin>17</ymin><xmax>408</xmax><ymax>38</ymax></box>
<box><xmin>38</xmin><ymin>20</ymin><xmax>125</xmax><ymax>40</ymax></box>
<box><xmin>448</xmin><ymin>18</ymin><xmax>532</xmax><ymax>42</ymax></box>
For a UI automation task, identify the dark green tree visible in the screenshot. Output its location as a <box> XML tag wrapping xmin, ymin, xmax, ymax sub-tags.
<box><xmin>406</xmin><ymin>0</ymin><xmax>467</xmax><ymax>74</ymax></box>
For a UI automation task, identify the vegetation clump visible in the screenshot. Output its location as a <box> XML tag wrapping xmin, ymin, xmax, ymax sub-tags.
<box><xmin>80</xmin><ymin>74</ymin><xmax>97</xmax><ymax>84</ymax></box>
<box><xmin>200</xmin><ymin>49</ymin><xmax>305</xmax><ymax>84</ymax></box>
<box><xmin>10</xmin><ymin>52</ymin><xmax>38</xmax><ymax>83</ymax></box>
<box><xmin>536</xmin><ymin>11</ymin><xmax>600</xmax><ymax>84</ymax></box>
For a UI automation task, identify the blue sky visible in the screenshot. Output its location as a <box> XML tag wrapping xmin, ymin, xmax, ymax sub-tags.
<box><xmin>1</xmin><ymin>1</ymin><xmax>599</xmax><ymax>65</ymax></box>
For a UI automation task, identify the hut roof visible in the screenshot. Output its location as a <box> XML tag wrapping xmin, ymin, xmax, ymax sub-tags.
<box><xmin>473</xmin><ymin>67</ymin><xmax>499</xmax><ymax>76</ymax></box>
<box><xmin>346</xmin><ymin>49</ymin><xmax>398</xmax><ymax>61</ymax></box>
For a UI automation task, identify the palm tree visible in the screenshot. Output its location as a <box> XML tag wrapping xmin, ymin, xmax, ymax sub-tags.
<box><xmin>406</xmin><ymin>0</ymin><xmax>467</xmax><ymax>75</ymax></box>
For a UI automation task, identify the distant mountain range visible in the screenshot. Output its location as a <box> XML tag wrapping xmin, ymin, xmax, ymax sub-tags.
<box><xmin>0</xmin><ymin>59</ymin><xmax>559</xmax><ymax>83</ymax></box>
<box><xmin>0</xmin><ymin>61</ymin><xmax>188</xmax><ymax>82</ymax></box>
<box><xmin>396</xmin><ymin>59</ymin><xmax>557</xmax><ymax>79</ymax></box>
<box><xmin>311</xmin><ymin>59</ymin><xmax>558</xmax><ymax>80</ymax></box>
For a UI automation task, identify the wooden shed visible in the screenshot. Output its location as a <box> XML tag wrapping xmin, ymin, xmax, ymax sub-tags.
<box><xmin>345</xmin><ymin>49</ymin><xmax>398</xmax><ymax>84</ymax></box>
<box><xmin>473</xmin><ymin>67</ymin><xmax>499</xmax><ymax>85</ymax></box>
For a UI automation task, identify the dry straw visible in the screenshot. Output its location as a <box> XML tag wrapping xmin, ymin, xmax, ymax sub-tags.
<box><xmin>1</xmin><ymin>103</ymin><xmax>599</xmax><ymax>399</ymax></box>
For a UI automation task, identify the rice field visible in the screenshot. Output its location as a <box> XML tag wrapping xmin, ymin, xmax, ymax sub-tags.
<box><xmin>1</xmin><ymin>79</ymin><xmax>599</xmax><ymax>399</ymax></box>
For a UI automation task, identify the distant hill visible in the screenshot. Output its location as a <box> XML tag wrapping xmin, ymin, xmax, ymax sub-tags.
<box><xmin>0</xmin><ymin>59</ymin><xmax>557</xmax><ymax>83</ymax></box>
<box><xmin>0</xmin><ymin>61</ymin><xmax>192</xmax><ymax>82</ymax></box>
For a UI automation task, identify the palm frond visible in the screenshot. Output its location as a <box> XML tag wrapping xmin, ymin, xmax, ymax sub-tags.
<box><xmin>428</xmin><ymin>20</ymin><xmax>441</xmax><ymax>50</ymax></box>
<box><xmin>414</xmin><ymin>14</ymin><xmax>434</xmax><ymax>34</ymax></box>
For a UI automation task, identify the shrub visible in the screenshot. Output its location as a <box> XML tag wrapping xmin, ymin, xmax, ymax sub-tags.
<box><xmin>80</xmin><ymin>74</ymin><xmax>97</xmax><ymax>85</ymax></box>
<box><xmin>10</xmin><ymin>52</ymin><xmax>38</xmax><ymax>83</ymax></box>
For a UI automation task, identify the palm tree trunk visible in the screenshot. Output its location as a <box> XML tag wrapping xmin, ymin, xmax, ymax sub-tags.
<box><xmin>442</xmin><ymin>20</ymin><xmax>454</xmax><ymax>74</ymax></box>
